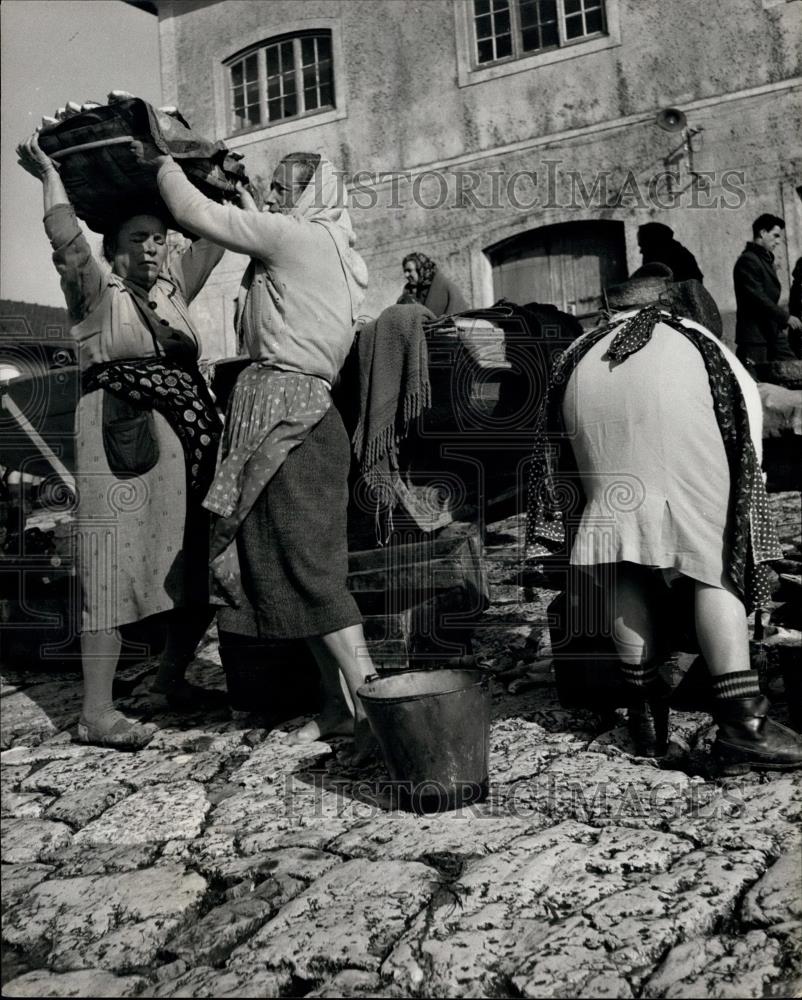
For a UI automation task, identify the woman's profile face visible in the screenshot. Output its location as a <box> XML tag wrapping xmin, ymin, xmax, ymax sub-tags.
<box><xmin>403</xmin><ymin>260</ymin><xmax>419</xmax><ymax>286</ymax></box>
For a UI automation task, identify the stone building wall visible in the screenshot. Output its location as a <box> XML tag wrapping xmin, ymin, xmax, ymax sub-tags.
<box><xmin>148</xmin><ymin>0</ymin><xmax>802</xmax><ymax>360</ymax></box>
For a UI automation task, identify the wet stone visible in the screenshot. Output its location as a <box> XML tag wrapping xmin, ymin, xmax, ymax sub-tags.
<box><xmin>271</xmin><ymin>818</ymin><xmax>354</xmax><ymax>852</ymax></box>
<box><xmin>205</xmin><ymin>785</ymin><xmax>289</xmax><ymax>837</ymax></box>
<box><xmin>231</xmin><ymin>846</ymin><xmax>344</xmax><ymax>913</ymax></box>
<box><xmin>735</xmin><ymin>776</ymin><xmax>802</xmax><ymax>830</ymax></box>
<box><xmin>489</xmin><ymin>718</ymin><xmax>587</xmax><ymax>783</ymax></box>
<box><xmin>148</xmin><ymin>727</ymin><xmax>248</xmax><ymax>755</ymax></box>
<box><xmin>506</xmin><ymin>751</ymin><xmax>695</xmax><ymax>827</ymax></box>
<box><xmin>184</xmin><ymin>830</ymin><xmax>239</xmax><ymax>873</ymax></box>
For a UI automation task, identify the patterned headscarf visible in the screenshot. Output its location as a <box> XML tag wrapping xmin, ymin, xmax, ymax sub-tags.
<box><xmin>402</xmin><ymin>252</ymin><xmax>437</xmax><ymax>303</ymax></box>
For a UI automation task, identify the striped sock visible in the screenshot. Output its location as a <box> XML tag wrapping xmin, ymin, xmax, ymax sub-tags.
<box><xmin>710</xmin><ymin>670</ymin><xmax>761</xmax><ymax>702</ymax></box>
<box><xmin>619</xmin><ymin>661</ymin><xmax>659</xmax><ymax>690</ymax></box>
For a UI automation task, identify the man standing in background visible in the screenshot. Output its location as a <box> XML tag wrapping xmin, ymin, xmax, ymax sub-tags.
<box><xmin>733</xmin><ymin>214</ymin><xmax>802</xmax><ymax>369</ymax></box>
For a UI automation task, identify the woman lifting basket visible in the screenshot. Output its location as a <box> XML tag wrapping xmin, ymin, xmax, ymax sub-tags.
<box><xmin>17</xmin><ymin>132</ymin><xmax>224</xmax><ymax>750</ymax></box>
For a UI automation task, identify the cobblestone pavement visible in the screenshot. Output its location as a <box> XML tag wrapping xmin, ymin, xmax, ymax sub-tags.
<box><xmin>2</xmin><ymin>501</ymin><xmax>801</xmax><ymax>998</ymax></box>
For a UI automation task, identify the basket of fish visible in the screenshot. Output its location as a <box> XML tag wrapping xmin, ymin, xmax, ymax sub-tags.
<box><xmin>37</xmin><ymin>92</ymin><xmax>249</xmax><ymax>232</ymax></box>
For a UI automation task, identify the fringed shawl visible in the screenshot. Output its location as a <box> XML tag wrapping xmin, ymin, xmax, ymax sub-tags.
<box><xmin>352</xmin><ymin>303</ymin><xmax>433</xmax><ymax>540</ymax></box>
<box><xmin>352</xmin><ymin>304</ymin><xmax>433</xmax><ymax>478</ymax></box>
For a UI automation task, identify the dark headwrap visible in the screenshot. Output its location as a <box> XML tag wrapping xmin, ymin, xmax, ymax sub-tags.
<box><xmin>402</xmin><ymin>252</ymin><xmax>437</xmax><ymax>304</ymax></box>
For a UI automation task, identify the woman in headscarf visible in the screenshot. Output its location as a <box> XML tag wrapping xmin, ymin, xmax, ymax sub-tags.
<box><xmin>397</xmin><ymin>252</ymin><xmax>469</xmax><ymax>316</ymax></box>
<box><xmin>17</xmin><ymin>132</ymin><xmax>224</xmax><ymax>749</ymax></box>
<box><xmin>526</xmin><ymin>274</ymin><xmax>802</xmax><ymax>773</ymax></box>
<box><xmin>137</xmin><ymin>143</ymin><xmax>376</xmax><ymax>754</ymax></box>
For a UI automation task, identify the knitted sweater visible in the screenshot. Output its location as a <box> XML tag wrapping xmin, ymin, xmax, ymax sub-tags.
<box><xmin>157</xmin><ymin>161</ymin><xmax>365</xmax><ymax>382</ymax></box>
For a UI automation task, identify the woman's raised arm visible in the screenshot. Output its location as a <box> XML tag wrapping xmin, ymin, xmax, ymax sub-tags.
<box><xmin>17</xmin><ymin>132</ymin><xmax>105</xmax><ymax>320</ymax></box>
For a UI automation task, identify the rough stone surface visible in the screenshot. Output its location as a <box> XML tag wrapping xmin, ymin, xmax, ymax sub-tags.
<box><xmin>45</xmin><ymin>782</ymin><xmax>131</xmax><ymax>828</ymax></box>
<box><xmin>1</xmin><ymin>508</ymin><xmax>800</xmax><ymax>997</ymax></box>
<box><xmin>642</xmin><ymin>930</ymin><xmax>786</xmax><ymax>998</ymax></box>
<box><xmin>3</xmin><ymin>865</ymin><xmax>207</xmax><ymax>971</ymax></box>
<box><xmin>149</xmin><ymin>965</ymin><xmax>290</xmax><ymax>998</ymax></box>
<box><xmin>2</xmin><ymin>968</ymin><xmax>146</xmax><ymax>997</ymax></box>
<box><xmin>1</xmin><ymin>817</ymin><xmax>73</xmax><ymax>863</ymax></box>
<box><xmin>165</xmin><ymin>897</ymin><xmax>274</xmax><ymax>965</ymax></box>
<box><xmin>308</xmin><ymin>970</ymin><xmax>401</xmax><ymax>997</ymax></box>
<box><xmin>20</xmin><ymin>748</ymin><xmax>221</xmax><ymax>796</ymax></box>
<box><xmin>2</xmin><ymin>791</ymin><xmax>56</xmax><ymax>819</ymax></box>
<box><xmin>1</xmin><ymin>862</ymin><xmax>56</xmax><ymax>911</ymax></box>
<box><xmin>0</xmin><ymin>684</ymin><xmax>83</xmax><ymax>749</ymax></box>
<box><xmin>741</xmin><ymin>852</ymin><xmax>802</xmax><ymax>927</ymax></box>
<box><xmin>230</xmin><ymin>859</ymin><xmax>438</xmax><ymax>977</ymax></box>
<box><xmin>74</xmin><ymin>781</ymin><xmax>209</xmax><ymax>846</ymax></box>
<box><xmin>53</xmin><ymin>843</ymin><xmax>161</xmax><ymax>878</ymax></box>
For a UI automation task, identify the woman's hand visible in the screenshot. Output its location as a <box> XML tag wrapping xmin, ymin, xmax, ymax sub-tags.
<box><xmin>235</xmin><ymin>181</ymin><xmax>260</xmax><ymax>213</ymax></box>
<box><xmin>16</xmin><ymin>131</ymin><xmax>58</xmax><ymax>181</ymax></box>
<box><xmin>130</xmin><ymin>139</ymin><xmax>171</xmax><ymax>171</ymax></box>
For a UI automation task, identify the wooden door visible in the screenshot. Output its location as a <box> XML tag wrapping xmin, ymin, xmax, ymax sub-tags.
<box><xmin>488</xmin><ymin>220</ymin><xmax>627</xmax><ymax>322</ymax></box>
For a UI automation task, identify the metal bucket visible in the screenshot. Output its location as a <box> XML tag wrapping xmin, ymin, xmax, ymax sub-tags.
<box><xmin>357</xmin><ymin>669</ymin><xmax>491</xmax><ymax>813</ymax></box>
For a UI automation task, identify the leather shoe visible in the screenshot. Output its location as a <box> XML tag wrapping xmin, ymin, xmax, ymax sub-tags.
<box><xmin>712</xmin><ymin>695</ymin><xmax>802</xmax><ymax>774</ymax></box>
<box><xmin>627</xmin><ymin>684</ymin><xmax>670</xmax><ymax>757</ymax></box>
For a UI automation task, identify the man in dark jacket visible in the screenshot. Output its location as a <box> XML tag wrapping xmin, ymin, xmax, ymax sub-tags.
<box><xmin>789</xmin><ymin>256</ymin><xmax>802</xmax><ymax>358</ymax></box>
<box><xmin>733</xmin><ymin>214</ymin><xmax>801</xmax><ymax>368</ymax></box>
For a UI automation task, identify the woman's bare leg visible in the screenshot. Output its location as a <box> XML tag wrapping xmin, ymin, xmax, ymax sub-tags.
<box><xmin>79</xmin><ymin>628</ymin><xmax>155</xmax><ymax>747</ymax></box>
<box><xmin>291</xmin><ymin>624</ymin><xmax>374</xmax><ymax>746</ymax></box>
<box><xmin>694</xmin><ymin>581</ymin><xmax>750</xmax><ymax>676</ymax></box>
<box><xmin>610</xmin><ymin>563</ymin><xmax>658</xmax><ymax>671</ymax></box>
<box><xmin>80</xmin><ymin>628</ymin><xmax>122</xmax><ymax>727</ymax></box>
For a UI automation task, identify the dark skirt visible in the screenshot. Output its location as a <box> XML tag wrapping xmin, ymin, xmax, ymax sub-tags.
<box><xmin>236</xmin><ymin>404</ymin><xmax>362</xmax><ymax>640</ymax></box>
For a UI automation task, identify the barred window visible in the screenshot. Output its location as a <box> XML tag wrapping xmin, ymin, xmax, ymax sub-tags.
<box><xmin>227</xmin><ymin>31</ymin><xmax>334</xmax><ymax>133</ymax></box>
<box><xmin>473</xmin><ymin>0</ymin><xmax>606</xmax><ymax>65</ymax></box>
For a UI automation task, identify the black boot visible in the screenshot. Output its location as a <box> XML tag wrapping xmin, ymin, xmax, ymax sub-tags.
<box><xmin>712</xmin><ymin>695</ymin><xmax>802</xmax><ymax>774</ymax></box>
<box><xmin>626</xmin><ymin>681</ymin><xmax>670</xmax><ymax>758</ymax></box>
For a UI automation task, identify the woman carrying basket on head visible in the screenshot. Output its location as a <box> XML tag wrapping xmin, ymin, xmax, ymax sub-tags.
<box><xmin>134</xmin><ymin>141</ymin><xmax>378</xmax><ymax>758</ymax></box>
<box><xmin>17</xmin><ymin>132</ymin><xmax>224</xmax><ymax>750</ymax></box>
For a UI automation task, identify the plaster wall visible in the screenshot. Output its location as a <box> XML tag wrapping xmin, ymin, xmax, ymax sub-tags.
<box><xmin>153</xmin><ymin>0</ymin><xmax>802</xmax><ymax>359</ymax></box>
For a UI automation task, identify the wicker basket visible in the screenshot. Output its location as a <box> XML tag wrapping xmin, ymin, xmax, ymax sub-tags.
<box><xmin>38</xmin><ymin>98</ymin><xmax>248</xmax><ymax>233</ymax></box>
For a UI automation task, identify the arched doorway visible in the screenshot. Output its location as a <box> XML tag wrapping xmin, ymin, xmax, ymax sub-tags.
<box><xmin>486</xmin><ymin>220</ymin><xmax>627</xmax><ymax>323</ymax></box>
